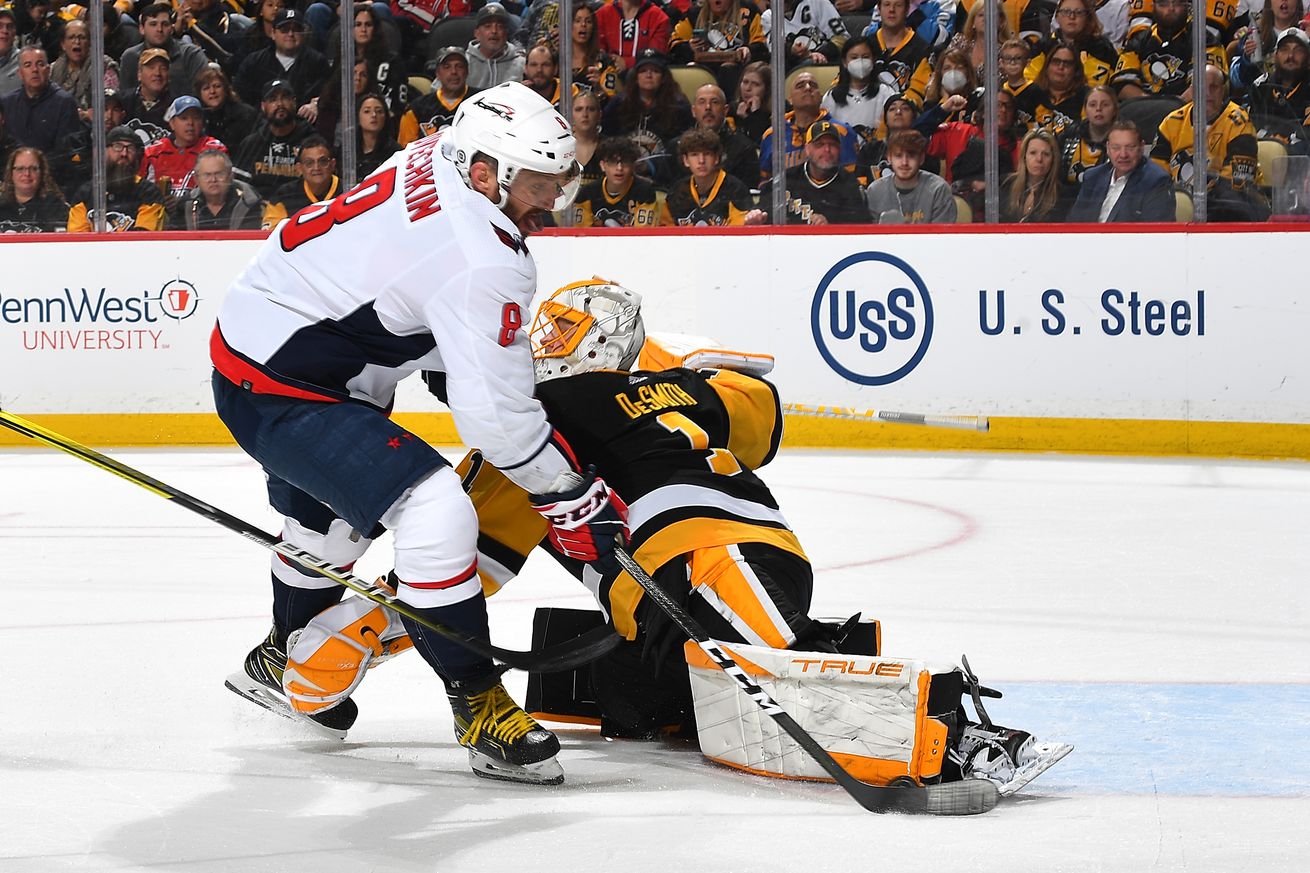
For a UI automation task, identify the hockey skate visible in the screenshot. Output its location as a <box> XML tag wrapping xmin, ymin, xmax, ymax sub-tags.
<box><xmin>448</xmin><ymin>674</ymin><xmax>564</xmax><ymax>785</ymax></box>
<box><xmin>952</xmin><ymin>724</ymin><xmax>1073</xmax><ymax>796</ymax></box>
<box><xmin>941</xmin><ymin>655</ymin><xmax>1073</xmax><ymax>796</ymax></box>
<box><xmin>225</xmin><ymin>626</ymin><xmax>359</xmax><ymax>740</ymax></box>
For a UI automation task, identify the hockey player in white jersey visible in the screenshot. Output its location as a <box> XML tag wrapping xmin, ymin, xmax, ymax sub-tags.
<box><xmin>210</xmin><ymin>81</ymin><xmax>627</xmax><ymax>785</ymax></box>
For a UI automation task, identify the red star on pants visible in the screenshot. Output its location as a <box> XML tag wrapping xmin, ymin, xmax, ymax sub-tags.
<box><xmin>387</xmin><ymin>437</ymin><xmax>402</xmax><ymax>449</ymax></box>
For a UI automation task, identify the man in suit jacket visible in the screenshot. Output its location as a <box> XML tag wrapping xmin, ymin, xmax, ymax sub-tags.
<box><xmin>1068</xmin><ymin>120</ymin><xmax>1175</xmax><ymax>222</ymax></box>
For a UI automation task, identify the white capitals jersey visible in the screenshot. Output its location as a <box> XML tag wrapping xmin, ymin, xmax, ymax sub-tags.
<box><xmin>211</xmin><ymin>133</ymin><xmax>575</xmax><ymax>493</ymax></box>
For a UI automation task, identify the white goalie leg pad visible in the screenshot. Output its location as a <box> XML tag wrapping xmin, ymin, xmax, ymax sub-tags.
<box><xmin>272</xmin><ymin>516</ymin><xmax>373</xmax><ymax>590</ymax></box>
<box><xmin>380</xmin><ymin>467</ymin><xmax>481</xmax><ymax>608</ymax></box>
<box><xmin>283</xmin><ymin>595</ymin><xmax>412</xmax><ymax>716</ymax></box>
<box><xmin>686</xmin><ymin>641</ymin><xmax>956</xmax><ymax>785</ymax></box>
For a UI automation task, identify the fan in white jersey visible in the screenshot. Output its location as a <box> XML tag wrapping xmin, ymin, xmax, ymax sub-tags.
<box><xmin>762</xmin><ymin>0</ymin><xmax>851</xmax><ymax>65</ymax></box>
<box><xmin>210</xmin><ymin>81</ymin><xmax>626</xmax><ymax>786</ymax></box>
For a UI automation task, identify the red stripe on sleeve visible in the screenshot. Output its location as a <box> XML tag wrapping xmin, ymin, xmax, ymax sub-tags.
<box><xmin>550</xmin><ymin>429</ymin><xmax>582</xmax><ymax>472</ymax></box>
<box><xmin>402</xmin><ymin>560</ymin><xmax>479</xmax><ymax>590</ymax></box>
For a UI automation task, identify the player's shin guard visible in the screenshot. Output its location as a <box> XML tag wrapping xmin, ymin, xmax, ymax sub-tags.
<box><xmin>269</xmin><ymin>516</ymin><xmax>372</xmax><ymax>631</ymax></box>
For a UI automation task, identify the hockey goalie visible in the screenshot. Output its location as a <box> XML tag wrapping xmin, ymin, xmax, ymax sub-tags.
<box><xmin>275</xmin><ymin>279</ymin><xmax>1071</xmax><ymax>796</ymax></box>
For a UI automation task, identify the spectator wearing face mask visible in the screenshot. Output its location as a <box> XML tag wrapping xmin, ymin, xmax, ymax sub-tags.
<box><xmin>922</xmin><ymin>47</ymin><xmax>976</xmax><ymax>124</ymax></box>
<box><xmin>821</xmin><ymin>36</ymin><xmax>888</xmax><ymax>143</ymax></box>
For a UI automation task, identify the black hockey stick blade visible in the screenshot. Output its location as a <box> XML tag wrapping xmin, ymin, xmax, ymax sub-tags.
<box><xmin>611</xmin><ymin>544</ymin><xmax>998</xmax><ymax>816</ymax></box>
<box><xmin>0</xmin><ymin>409</ymin><xmax>619</xmax><ymax>673</ymax></box>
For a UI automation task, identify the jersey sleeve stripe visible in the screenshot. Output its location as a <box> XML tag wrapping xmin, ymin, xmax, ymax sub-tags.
<box><xmin>402</xmin><ymin>559</ymin><xmax>479</xmax><ymax>590</ymax></box>
<box><xmin>548</xmin><ymin>429</ymin><xmax>583</xmax><ymax>472</ymax></box>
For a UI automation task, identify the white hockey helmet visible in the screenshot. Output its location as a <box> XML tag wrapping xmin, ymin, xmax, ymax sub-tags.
<box><xmin>531</xmin><ymin>279</ymin><xmax>646</xmax><ymax>382</ymax></box>
<box><xmin>446</xmin><ymin>81</ymin><xmax>581</xmax><ymax>211</ymax></box>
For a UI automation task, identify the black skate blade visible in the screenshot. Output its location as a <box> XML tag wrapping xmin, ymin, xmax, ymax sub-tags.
<box><xmin>467</xmin><ymin>749</ymin><xmax>565</xmax><ymax>786</ymax></box>
<box><xmin>224</xmin><ymin>672</ymin><xmax>349</xmax><ymax>741</ymax></box>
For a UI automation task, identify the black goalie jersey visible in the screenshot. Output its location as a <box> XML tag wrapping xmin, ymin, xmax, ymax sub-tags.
<box><xmin>537</xmin><ymin>368</ymin><xmax>802</xmax><ymax>639</ymax></box>
<box><xmin>457</xmin><ymin>366</ymin><xmax>804</xmax><ymax>641</ymax></box>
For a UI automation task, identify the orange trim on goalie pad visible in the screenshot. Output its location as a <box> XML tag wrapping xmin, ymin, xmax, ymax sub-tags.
<box><xmin>911</xmin><ymin>670</ymin><xmax>947</xmax><ymax>780</ymax></box>
<box><xmin>610</xmin><ymin>521</ymin><xmax>808</xmax><ymax>640</ymax></box>
<box><xmin>683</xmin><ymin>640</ymin><xmax>775</xmax><ymax>678</ymax></box>
<box><xmin>689</xmin><ymin>544</ymin><xmax>793</xmax><ymax>649</ymax></box>
<box><xmin>703</xmin><ymin>751</ymin><xmax>919</xmax><ymax>786</ymax></box>
<box><xmin>688</xmin><ymin>655</ymin><xmax>948</xmax><ymax>784</ymax></box>
<box><xmin>284</xmin><ymin>612</ymin><xmax>413</xmax><ymax>716</ymax></box>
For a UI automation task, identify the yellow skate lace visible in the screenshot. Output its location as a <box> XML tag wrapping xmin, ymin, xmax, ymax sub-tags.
<box><xmin>458</xmin><ymin>685</ymin><xmax>538</xmax><ymax>747</ymax></box>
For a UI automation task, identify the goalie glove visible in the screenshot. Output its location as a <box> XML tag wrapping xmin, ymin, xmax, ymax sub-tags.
<box><xmin>530</xmin><ymin>466</ymin><xmax>629</xmax><ymax>568</ymax></box>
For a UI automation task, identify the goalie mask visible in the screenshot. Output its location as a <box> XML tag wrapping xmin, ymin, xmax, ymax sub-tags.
<box><xmin>531</xmin><ymin>280</ymin><xmax>645</xmax><ymax>382</ymax></box>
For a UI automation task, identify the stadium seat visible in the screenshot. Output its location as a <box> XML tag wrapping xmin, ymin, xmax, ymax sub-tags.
<box><xmin>408</xmin><ymin>75</ymin><xmax>433</xmax><ymax>97</ymax></box>
<box><xmin>785</xmin><ymin>65</ymin><xmax>840</xmax><ymax>94</ymax></box>
<box><xmin>1117</xmin><ymin>94</ymin><xmax>1184</xmax><ymax>145</ymax></box>
<box><xmin>1257</xmin><ymin>138</ymin><xmax>1288</xmax><ymax>189</ymax></box>
<box><xmin>842</xmin><ymin>13</ymin><xmax>871</xmax><ymax>36</ymax></box>
<box><xmin>1174</xmin><ymin>189</ymin><xmax>1193</xmax><ymax>222</ymax></box>
<box><xmin>953</xmin><ymin>195</ymin><xmax>971</xmax><ymax>223</ymax></box>
<box><xmin>425</xmin><ymin>17</ymin><xmax>478</xmax><ymax>68</ymax></box>
<box><xmin>669</xmin><ymin>65</ymin><xmax>718</xmax><ymax>104</ymax></box>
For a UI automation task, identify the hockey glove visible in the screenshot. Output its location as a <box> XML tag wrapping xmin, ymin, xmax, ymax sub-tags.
<box><xmin>530</xmin><ymin>467</ymin><xmax>629</xmax><ymax>568</ymax></box>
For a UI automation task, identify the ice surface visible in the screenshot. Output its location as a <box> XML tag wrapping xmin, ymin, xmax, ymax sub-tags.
<box><xmin>2</xmin><ymin>447</ymin><xmax>1307</xmax><ymax>872</ymax></box>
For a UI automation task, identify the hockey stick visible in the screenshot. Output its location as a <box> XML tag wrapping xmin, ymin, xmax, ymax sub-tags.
<box><xmin>611</xmin><ymin>544</ymin><xmax>998</xmax><ymax>815</ymax></box>
<box><xmin>0</xmin><ymin>409</ymin><xmax>618</xmax><ymax>673</ymax></box>
<box><xmin>782</xmin><ymin>403</ymin><xmax>990</xmax><ymax>433</ymax></box>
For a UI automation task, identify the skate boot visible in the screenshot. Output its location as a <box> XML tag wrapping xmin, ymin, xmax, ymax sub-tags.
<box><xmin>448</xmin><ymin>673</ymin><xmax>563</xmax><ymax>785</ymax></box>
<box><xmin>952</xmin><ymin>723</ymin><xmax>1073</xmax><ymax>796</ymax></box>
<box><xmin>224</xmin><ymin>625</ymin><xmax>359</xmax><ymax>739</ymax></box>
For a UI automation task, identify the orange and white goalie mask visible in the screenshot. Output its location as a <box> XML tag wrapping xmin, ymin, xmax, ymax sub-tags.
<box><xmin>530</xmin><ymin>279</ymin><xmax>646</xmax><ymax>381</ymax></box>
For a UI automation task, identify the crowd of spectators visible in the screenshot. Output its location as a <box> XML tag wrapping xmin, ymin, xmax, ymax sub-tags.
<box><xmin>0</xmin><ymin>0</ymin><xmax>1307</xmax><ymax>232</ymax></box>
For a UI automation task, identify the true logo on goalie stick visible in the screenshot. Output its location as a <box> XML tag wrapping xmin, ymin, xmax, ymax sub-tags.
<box><xmin>810</xmin><ymin>252</ymin><xmax>933</xmax><ymax>386</ymax></box>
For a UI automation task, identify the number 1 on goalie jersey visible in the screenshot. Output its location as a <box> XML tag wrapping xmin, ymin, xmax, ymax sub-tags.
<box><xmin>656</xmin><ymin>411</ymin><xmax>743</xmax><ymax>476</ymax></box>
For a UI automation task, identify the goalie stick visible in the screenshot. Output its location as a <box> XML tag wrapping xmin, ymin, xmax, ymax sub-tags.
<box><xmin>610</xmin><ymin>545</ymin><xmax>999</xmax><ymax>816</ymax></box>
<box><xmin>782</xmin><ymin>403</ymin><xmax>990</xmax><ymax>433</ymax></box>
<box><xmin>0</xmin><ymin>409</ymin><xmax>618</xmax><ymax>673</ymax></box>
